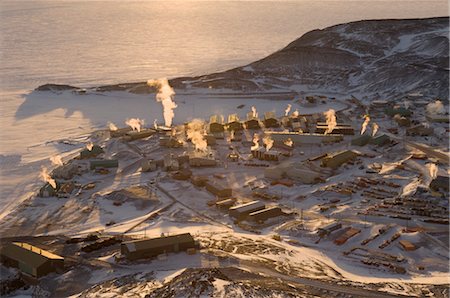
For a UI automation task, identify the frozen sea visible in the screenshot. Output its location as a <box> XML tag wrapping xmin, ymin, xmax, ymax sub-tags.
<box><xmin>0</xmin><ymin>0</ymin><xmax>448</xmax><ymax>210</ymax></box>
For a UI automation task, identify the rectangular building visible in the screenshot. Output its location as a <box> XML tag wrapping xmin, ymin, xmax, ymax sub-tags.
<box><xmin>0</xmin><ymin>242</ymin><xmax>64</xmax><ymax>278</ymax></box>
<box><xmin>229</xmin><ymin>200</ymin><xmax>265</xmax><ymax>220</ymax></box>
<box><xmin>205</xmin><ymin>181</ymin><xmax>232</xmax><ymax>198</ymax></box>
<box><xmin>248</xmin><ymin>206</ymin><xmax>284</xmax><ymax>223</ymax></box>
<box><xmin>121</xmin><ymin>233</ymin><xmax>196</xmax><ymax>260</ymax></box>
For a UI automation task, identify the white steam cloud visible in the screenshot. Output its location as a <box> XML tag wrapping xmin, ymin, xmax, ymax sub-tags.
<box><xmin>323</xmin><ymin>109</ymin><xmax>337</xmax><ymax>135</ymax></box>
<box><xmin>361</xmin><ymin>115</ymin><xmax>370</xmax><ymax>135</ymax></box>
<box><xmin>251</xmin><ymin>133</ymin><xmax>260</xmax><ymax>151</ymax></box>
<box><xmin>186</xmin><ymin>119</ymin><xmax>208</xmax><ymax>153</ymax></box>
<box><xmin>251</xmin><ymin>106</ymin><xmax>258</xmax><ymax>118</ymax></box>
<box><xmin>263</xmin><ymin>135</ymin><xmax>274</xmax><ymax>152</ymax></box>
<box><xmin>108</xmin><ymin>122</ymin><xmax>118</xmax><ymax>131</ymax></box>
<box><xmin>40</xmin><ymin>167</ymin><xmax>57</xmax><ymax>189</ymax></box>
<box><xmin>86</xmin><ymin>142</ymin><xmax>94</xmax><ymax>151</ymax></box>
<box><xmin>284</xmin><ymin>138</ymin><xmax>293</xmax><ymax>147</ymax></box>
<box><xmin>285</xmin><ymin>104</ymin><xmax>292</xmax><ymax>116</ymax></box>
<box><xmin>126</xmin><ymin>118</ymin><xmax>144</xmax><ymax>132</ymax></box>
<box><xmin>372</xmin><ymin>123</ymin><xmax>379</xmax><ymax>137</ymax></box>
<box><xmin>147</xmin><ymin>78</ymin><xmax>177</xmax><ymax>127</ymax></box>
<box><xmin>50</xmin><ymin>155</ymin><xmax>63</xmax><ymax>166</ymax></box>
<box><xmin>426</xmin><ymin>100</ymin><xmax>445</xmax><ymax>115</ymax></box>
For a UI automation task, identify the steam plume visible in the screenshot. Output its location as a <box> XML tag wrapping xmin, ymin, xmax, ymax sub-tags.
<box><xmin>360</xmin><ymin>115</ymin><xmax>370</xmax><ymax>135</ymax></box>
<box><xmin>426</xmin><ymin>163</ymin><xmax>438</xmax><ymax>180</ymax></box>
<box><xmin>251</xmin><ymin>106</ymin><xmax>258</xmax><ymax>118</ymax></box>
<box><xmin>285</xmin><ymin>104</ymin><xmax>292</xmax><ymax>116</ymax></box>
<box><xmin>154</xmin><ymin>119</ymin><xmax>158</xmax><ymax>129</ymax></box>
<box><xmin>292</xmin><ymin>109</ymin><xmax>299</xmax><ymax>117</ymax></box>
<box><xmin>40</xmin><ymin>167</ymin><xmax>57</xmax><ymax>189</ymax></box>
<box><xmin>147</xmin><ymin>78</ymin><xmax>177</xmax><ymax>127</ymax></box>
<box><xmin>108</xmin><ymin>122</ymin><xmax>118</xmax><ymax>131</ymax></box>
<box><xmin>284</xmin><ymin>138</ymin><xmax>293</xmax><ymax>147</ymax></box>
<box><xmin>126</xmin><ymin>118</ymin><xmax>144</xmax><ymax>132</ymax></box>
<box><xmin>86</xmin><ymin>142</ymin><xmax>94</xmax><ymax>151</ymax></box>
<box><xmin>323</xmin><ymin>109</ymin><xmax>337</xmax><ymax>134</ymax></box>
<box><xmin>263</xmin><ymin>135</ymin><xmax>274</xmax><ymax>152</ymax></box>
<box><xmin>251</xmin><ymin>133</ymin><xmax>260</xmax><ymax>151</ymax></box>
<box><xmin>186</xmin><ymin>119</ymin><xmax>208</xmax><ymax>152</ymax></box>
<box><xmin>50</xmin><ymin>155</ymin><xmax>63</xmax><ymax>166</ymax></box>
<box><xmin>372</xmin><ymin>123</ymin><xmax>379</xmax><ymax>137</ymax></box>
<box><xmin>426</xmin><ymin>100</ymin><xmax>445</xmax><ymax>115</ymax></box>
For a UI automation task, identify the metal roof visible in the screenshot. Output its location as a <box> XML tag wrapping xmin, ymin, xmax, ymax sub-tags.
<box><xmin>229</xmin><ymin>200</ymin><xmax>264</xmax><ymax>213</ymax></box>
<box><xmin>1</xmin><ymin>242</ymin><xmax>63</xmax><ymax>269</ymax></box>
<box><xmin>123</xmin><ymin>233</ymin><xmax>194</xmax><ymax>252</ymax></box>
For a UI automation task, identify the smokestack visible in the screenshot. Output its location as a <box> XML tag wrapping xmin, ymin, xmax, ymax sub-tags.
<box><xmin>40</xmin><ymin>166</ymin><xmax>57</xmax><ymax>189</ymax></box>
<box><xmin>360</xmin><ymin>115</ymin><xmax>370</xmax><ymax>135</ymax></box>
<box><xmin>50</xmin><ymin>155</ymin><xmax>63</xmax><ymax>166</ymax></box>
<box><xmin>147</xmin><ymin>78</ymin><xmax>177</xmax><ymax>127</ymax></box>
<box><xmin>125</xmin><ymin>118</ymin><xmax>144</xmax><ymax>132</ymax></box>
<box><xmin>323</xmin><ymin>109</ymin><xmax>337</xmax><ymax>134</ymax></box>
<box><xmin>284</xmin><ymin>104</ymin><xmax>292</xmax><ymax>117</ymax></box>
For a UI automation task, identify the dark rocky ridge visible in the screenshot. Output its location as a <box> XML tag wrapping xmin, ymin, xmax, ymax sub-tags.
<box><xmin>36</xmin><ymin>17</ymin><xmax>449</xmax><ymax>101</ymax></box>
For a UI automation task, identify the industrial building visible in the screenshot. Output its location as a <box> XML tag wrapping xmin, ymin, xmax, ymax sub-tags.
<box><xmin>80</xmin><ymin>145</ymin><xmax>104</xmax><ymax>159</ymax></box>
<box><xmin>334</xmin><ymin>228</ymin><xmax>361</xmax><ymax>245</ymax></box>
<box><xmin>247</xmin><ymin>206</ymin><xmax>284</xmax><ymax>223</ymax></box>
<box><xmin>110</xmin><ymin>127</ymin><xmax>133</xmax><ymax>138</ymax></box>
<box><xmin>266</xmin><ymin>132</ymin><xmax>343</xmax><ymax>145</ymax></box>
<box><xmin>399</xmin><ymin>240</ymin><xmax>416</xmax><ymax>251</ymax></box>
<box><xmin>89</xmin><ymin>159</ymin><xmax>119</xmax><ymax>170</ymax></box>
<box><xmin>315</xmin><ymin>125</ymin><xmax>355</xmax><ymax>135</ymax></box>
<box><xmin>252</xmin><ymin>147</ymin><xmax>279</xmax><ymax>161</ymax></box>
<box><xmin>244</xmin><ymin>112</ymin><xmax>261</xmax><ymax>130</ymax></box>
<box><xmin>264</xmin><ymin>162</ymin><xmax>321</xmax><ymax>184</ymax></box>
<box><xmin>406</xmin><ymin>124</ymin><xmax>434</xmax><ymax>136</ymax></box>
<box><xmin>263</xmin><ymin>111</ymin><xmax>279</xmax><ymax>128</ymax></box>
<box><xmin>321</xmin><ymin>150</ymin><xmax>358</xmax><ymax>169</ymax></box>
<box><xmin>189</xmin><ymin>157</ymin><xmax>217</xmax><ymax>167</ymax></box>
<box><xmin>120</xmin><ymin>233</ymin><xmax>196</xmax><ymax>260</ymax></box>
<box><xmin>141</xmin><ymin>159</ymin><xmax>157</xmax><ymax>172</ymax></box>
<box><xmin>229</xmin><ymin>200</ymin><xmax>265</xmax><ymax>220</ymax></box>
<box><xmin>163</xmin><ymin>154</ymin><xmax>179</xmax><ymax>171</ymax></box>
<box><xmin>226</xmin><ymin>114</ymin><xmax>243</xmax><ymax>131</ymax></box>
<box><xmin>426</xmin><ymin>114</ymin><xmax>449</xmax><ymax>123</ymax></box>
<box><xmin>0</xmin><ymin>242</ymin><xmax>64</xmax><ymax>278</ymax></box>
<box><xmin>369</xmin><ymin>134</ymin><xmax>390</xmax><ymax>146</ymax></box>
<box><xmin>159</xmin><ymin>136</ymin><xmax>184</xmax><ymax>148</ymax></box>
<box><xmin>351</xmin><ymin>134</ymin><xmax>372</xmax><ymax>146</ymax></box>
<box><xmin>209</xmin><ymin>115</ymin><xmax>225</xmax><ymax>133</ymax></box>
<box><xmin>123</xmin><ymin>129</ymin><xmax>154</xmax><ymax>141</ymax></box>
<box><xmin>215</xmin><ymin>198</ymin><xmax>236</xmax><ymax>209</ymax></box>
<box><xmin>318</xmin><ymin>222</ymin><xmax>342</xmax><ymax>236</ymax></box>
<box><xmin>39</xmin><ymin>182</ymin><xmax>59</xmax><ymax>197</ymax></box>
<box><xmin>430</xmin><ymin>176</ymin><xmax>449</xmax><ymax>192</ymax></box>
<box><xmin>205</xmin><ymin>181</ymin><xmax>232</xmax><ymax>198</ymax></box>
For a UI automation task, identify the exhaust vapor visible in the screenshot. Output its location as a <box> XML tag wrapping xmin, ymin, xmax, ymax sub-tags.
<box><xmin>323</xmin><ymin>109</ymin><xmax>337</xmax><ymax>135</ymax></box>
<box><xmin>125</xmin><ymin>118</ymin><xmax>144</xmax><ymax>132</ymax></box>
<box><xmin>284</xmin><ymin>104</ymin><xmax>292</xmax><ymax>116</ymax></box>
<box><xmin>360</xmin><ymin>115</ymin><xmax>370</xmax><ymax>135</ymax></box>
<box><xmin>40</xmin><ymin>167</ymin><xmax>57</xmax><ymax>189</ymax></box>
<box><xmin>147</xmin><ymin>78</ymin><xmax>177</xmax><ymax>127</ymax></box>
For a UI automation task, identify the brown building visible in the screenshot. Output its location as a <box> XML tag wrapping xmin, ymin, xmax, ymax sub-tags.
<box><xmin>121</xmin><ymin>233</ymin><xmax>196</xmax><ymax>260</ymax></box>
<box><xmin>227</xmin><ymin>114</ymin><xmax>243</xmax><ymax>132</ymax></box>
<box><xmin>1</xmin><ymin>242</ymin><xmax>64</xmax><ymax>278</ymax></box>
<box><xmin>263</xmin><ymin>111</ymin><xmax>279</xmax><ymax>128</ymax></box>
<box><xmin>248</xmin><ymin>206</ymin><xmax>284</xmax><ymax>223</ymax></box>
<box><xmin>205</xmin><ymin>181</ymin><xmax>232</xmax><ymax>198</ymax></box>
<box><xmin>209</xmin><ymin>115</ymin><xmax>225</xmax><ymax>133</ymax></box>
<box><xmin>229</xmin><ymin>200</ymin><xmax>265</xmax><ymax>220</ymax></box>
